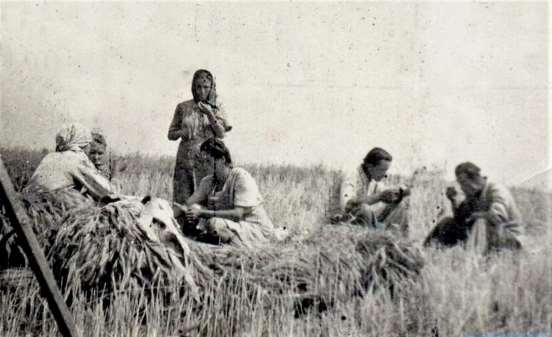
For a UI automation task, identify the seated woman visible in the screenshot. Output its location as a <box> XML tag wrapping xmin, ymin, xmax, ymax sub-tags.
<box><xmin>89</xmin><ymin>129</ymin><xmax>111</xmax><ymax>179</ymax></box>
<box><xmin>174</xmin><ymin>138</ymin><xmax>280</xmax><ymax>248</ymax></box>
<box><xmin>16</xmin><ymin>125</ymin><xmax>199</xmax><ymax>288</ymax></box>
<box><xmin>24</xmin><ymin>123</ymin><xmax>115</xmax><ymax>205</ymax></box>
<box><xmin>424</xmin><ymin>162</ymin><xmax>523</xmax><ymax>253</ymax></box>
<box><xmin>336</xmin><ymin>147</ymin><xmax>410</xmax><ymax>237</ymax></box>
<box><xmin>89</xmin><ymin>129</ymin><xmax>127</xmax><ymax>192</ymax></box>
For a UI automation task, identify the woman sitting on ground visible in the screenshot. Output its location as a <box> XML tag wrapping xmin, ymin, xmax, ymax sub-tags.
<box><xmin>336</xmin><ymin>147</ymin><xmax>410</xmax><ymax>237</ymax></box>
<box><xmin>17</xmin><ymin>125</ymin><xmax>198</xmax><ymax>287</ymax></box>
<box><xmin>89</xmin><ymin>129</ymin><xmax>127</xmax><ymax>191</ymax></box>
<box><xmin>24</xmin><ymin>123</ymin><xmax>115</xmax><ymax>205</ymax></box>
<box><xmin>174</xmin><ymin>138</ymin><xmax>281</xmax><ymax>248</ymax></box>
<box><xmin>89</xmin><ymin>129</ymin><xmax>111</xmax><ymax>180</ymax></box>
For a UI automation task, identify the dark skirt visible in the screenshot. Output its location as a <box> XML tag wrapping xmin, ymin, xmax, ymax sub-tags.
<box><xmin>173</xmin><ymin>140</ymin><xmax>212</xmax><ymax>204</ymax></box>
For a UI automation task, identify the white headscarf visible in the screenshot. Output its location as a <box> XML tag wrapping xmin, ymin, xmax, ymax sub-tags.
<box><xmin>55</xmin><ymin>123</ymin><xmax>92</xmax><ymax>152</ymax></box>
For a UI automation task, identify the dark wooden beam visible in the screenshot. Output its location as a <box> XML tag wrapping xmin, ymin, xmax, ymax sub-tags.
<box><xmin>0</xmin><ymin>157</ymin><xmax>79</xmax><ymax>337</ymax></box>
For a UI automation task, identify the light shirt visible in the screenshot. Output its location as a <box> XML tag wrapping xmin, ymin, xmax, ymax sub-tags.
<box><xmin>339</xmin><ymin>165</ymin><xmax>388</xmax><ymax>217</ymax></box>
<box><xmin>192</xmin><ymin>167</ymin><xmax>273</xmax><ymax>229</ymax></box>
<box><xmin>25</xmin><ymin>150</ymin><xmax>113</xmax><ymax>200</ymax></box>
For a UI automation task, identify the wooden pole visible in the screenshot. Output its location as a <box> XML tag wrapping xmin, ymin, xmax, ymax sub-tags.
<box><xmin>0</xmin><ymin>157</ymin><xmax>79</xmax><ymax>337</ymax></box>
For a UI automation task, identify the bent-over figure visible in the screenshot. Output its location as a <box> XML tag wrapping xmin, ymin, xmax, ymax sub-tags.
<box><xmin>424</xmin><ymin>162</ymin><xmax>524</xmax><ymax>253</ymax></box>
<box><xmin>336</xmin><ymin>147</ymin><xmax>410</xmax><ymax>237</ymax></box>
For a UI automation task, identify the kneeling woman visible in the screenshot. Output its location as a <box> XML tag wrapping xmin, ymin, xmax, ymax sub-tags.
<box><xmin>175</xmin><ymin>138</ymin><xmax>277</xmax><ymax>248</ymax></box>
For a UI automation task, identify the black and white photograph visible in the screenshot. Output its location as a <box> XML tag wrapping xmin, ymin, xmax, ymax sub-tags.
<box><xmin>0</xmin><ymin>2</ymin><xmax>550</xmax><ymax>337</ymax></box>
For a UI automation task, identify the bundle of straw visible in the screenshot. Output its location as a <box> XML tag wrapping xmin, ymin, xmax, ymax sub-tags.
<box><xmin>1</xmin><ymin>189</ymin><xmax>88</xmax><ymax>268</ymax></box>
<box><xmin>3</xmin><ymin>190</ymin><xmax>424</xmax><ymax>314</ymax></box>
<box><xmin>191</xmin><ymin>224</ymin><xmax>424</xmax><ymax>311</ymax></box>
<box><xmin>47</xmin><ymin>198</ymin><xmax>210</xmax><ymax>297</ymax></box>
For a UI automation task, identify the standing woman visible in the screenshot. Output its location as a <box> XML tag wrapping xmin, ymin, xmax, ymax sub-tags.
<box><xmin>168</xmin><ymin>69</ymin><xmax>231</xmax><ymax>204</ymax></box>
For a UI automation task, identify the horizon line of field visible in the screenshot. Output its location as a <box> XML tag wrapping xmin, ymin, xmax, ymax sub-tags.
<box><xmin>1</xmin><ymin>145</ymin><xmax>550</xmax><ymax>192</ymax></box>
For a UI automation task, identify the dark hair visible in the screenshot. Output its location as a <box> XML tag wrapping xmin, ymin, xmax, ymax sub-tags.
<box><xmin>363</xmin><ymin>147</ymin><xmax>392</xmax><ymax>166</ymax></box>
<box><xmin>200</xmin><ymin>138</ymin><xmax>232</xmax><ymax>165</ymax></box>
<box><xmin>455</xmin><ymin>162</ymin><xmax>481</xmax><ymax>180</ymax></box>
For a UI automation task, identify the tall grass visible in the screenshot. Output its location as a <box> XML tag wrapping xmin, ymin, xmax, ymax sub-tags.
<box><xmin>0</xmin><ymin>147</ymin><xmax>551</xmax><ymax>337</ymax></box>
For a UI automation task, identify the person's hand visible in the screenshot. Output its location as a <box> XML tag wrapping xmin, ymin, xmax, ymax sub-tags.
<box><xmin>185</xmin><ymin>204</ymin><xmax>203</xmax><ymax>223</ymax></box>
<box><xmin>379</xmin><ymin>189</ymin><xmax>401</xmax><ymax>204</ymax></box>
<box><xmin>445</xmin><ymin>186</ymin><xmax>458</xmax><ymax>201</ymax></box>
<box><xmin>197</xmin><ymin>102</ymin><xmax>214</xmax><ymax>115</ymax></box>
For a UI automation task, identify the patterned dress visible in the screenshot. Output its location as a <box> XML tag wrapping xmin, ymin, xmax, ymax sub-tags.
<box><xmin>168</xmin><ymin>100</ymin><xmax>230</xmax><ymax>204</ymax></box>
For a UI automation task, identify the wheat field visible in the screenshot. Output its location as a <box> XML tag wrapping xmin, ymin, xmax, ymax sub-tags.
<box><xmin>0</xmin><ymin>147</ymin><xmax>551</xmax><ymax>337</ymax></box>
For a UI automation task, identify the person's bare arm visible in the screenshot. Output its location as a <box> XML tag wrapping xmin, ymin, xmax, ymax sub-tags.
<box><xmin>187</xmin><ymin>205</ymin><xmax>252</xmax><ymax>222</ymax></box>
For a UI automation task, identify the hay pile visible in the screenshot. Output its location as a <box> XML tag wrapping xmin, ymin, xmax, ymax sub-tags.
<box><xmin>192</xmin><ymin>224</ymin><xmax>424</xmax><ymax>309</ymax></box>
<box><xmin>2</xmin><ymin>192</ymin><xmax>424</xmax><ymax>310</ymax></box>
<box><xmin>47</xmin><ymin>198</ymin><xmax>211</xmax><ymax>297</ymax></box>
<box><xmin>1</xmin><ymin>190</ymin><xmax>89</xmax><ymax>268</ymax></box>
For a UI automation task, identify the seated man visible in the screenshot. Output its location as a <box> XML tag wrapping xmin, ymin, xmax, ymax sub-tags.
<box><xmin>173</xmin><ymin>138</ymin><xmax>285</xmax><ymax>248</ymax></box>
<box><xmin>336</xmin><ymin>147</ymin><xmax>410</xmax><ymax>237</ymax></box>
<box><xmin>424</xmin><ymin>162</ymin><xmax>524</xmax><ymax>253</ymax></box>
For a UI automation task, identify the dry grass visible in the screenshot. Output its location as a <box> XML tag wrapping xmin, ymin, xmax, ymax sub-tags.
<box><xmin>0</xmin><ymin>147</ymin><xmax>551</xmax><ymax>337</ymax></box>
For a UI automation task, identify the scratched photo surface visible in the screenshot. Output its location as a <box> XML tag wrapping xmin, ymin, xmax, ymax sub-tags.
<box><xmin>0</xmin><ymin>2</ymin><xmax>551</xmax><ymax>337</ymax></box>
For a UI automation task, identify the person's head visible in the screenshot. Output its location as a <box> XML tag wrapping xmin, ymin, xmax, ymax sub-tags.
<box><xmin>200</xmin><ymin>138</ymin><xmax>232</xmax><ymax>179</ymax></box>
<box><xmin>191</xmin><ymin>69</ymin><xmax>216</xmax><ymax>104</ymax></box>
<box><xmin>361</xmin><ymin>147</ymin><xmax>392</xmax><ymax>181</ymax></box>
<box><xmin>89</xmin><ymin>131</ymin><xmax>107</xmax><ymax>168</ymax></box>
<box><xmin>55</xmin><ymin>123</ymin><xmax>92</xmax><ymax>153</ymax></box>
<box><xmin>455</xmin><ymin>162</ymin><xmax>486</xmax><ymax>197</ymax></box>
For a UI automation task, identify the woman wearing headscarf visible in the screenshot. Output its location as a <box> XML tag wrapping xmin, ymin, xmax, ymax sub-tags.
<box><xmin>17</xmin><ymin>125</ymin><xmax>198</xmax><ymax>288</ymax></box>
<box><xmin>173</xmin><ymin>138</ymin><xmax>284</xmax><ymax>248</ymax></box>
<box><xmin>168</xmin><ymin>69</ymin><xmax>231</xmax><ymax>204</ymax></box>
<box><xmin>24</xmin><ymin>123</ymin><xmax>114</xmax><ymax>202</ymax></box>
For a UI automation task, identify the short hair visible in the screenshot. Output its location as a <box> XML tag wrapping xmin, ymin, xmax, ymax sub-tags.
<box><xmin>455</xmin><ymin>162</ymin><xmax>481</xmax><ymax>180</ymax></box>
<box><xmin>363</xmin><ymin>147</ymin><xmax>392</xmax><ymax>166</ymax></box>
<box><xmin>200</xmin><ymin>138</ymin><xmax>232</xmax><ymax>165</ymax></box>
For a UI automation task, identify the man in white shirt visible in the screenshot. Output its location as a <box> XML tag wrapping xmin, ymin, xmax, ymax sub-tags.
<box><xmin>336</xmin><ymin>147</ymin><xmax>410</xmax><ymax>237</ymax></box>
